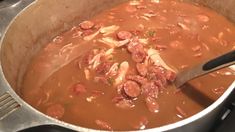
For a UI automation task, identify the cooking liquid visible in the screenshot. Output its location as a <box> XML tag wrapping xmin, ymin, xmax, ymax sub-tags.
<box><xmin>21</xmin><ymin>0</ymin><xmax>235</xmax><ymax>130</ymax></box>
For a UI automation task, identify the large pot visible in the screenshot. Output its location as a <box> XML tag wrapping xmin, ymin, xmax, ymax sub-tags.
<box><xmin>0</xmin><ymin>0</ymin><xmax>234</xmax><ymax>131</ymax></box>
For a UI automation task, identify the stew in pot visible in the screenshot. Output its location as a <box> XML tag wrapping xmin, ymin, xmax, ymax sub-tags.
<box><xmin>21</xmin><ymin>0</ymin><xmax>235</xmax><ymax>130</ymax></box>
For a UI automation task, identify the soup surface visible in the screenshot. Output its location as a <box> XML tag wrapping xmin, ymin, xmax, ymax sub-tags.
<box><xmin>21</xmin><ymin>0</ymin><xmax>235</xmax><ymax>130</ymax></box>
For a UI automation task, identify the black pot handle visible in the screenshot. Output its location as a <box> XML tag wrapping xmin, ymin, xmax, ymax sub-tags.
<box><xmin>203</xmin><ymin>50</ymin><xmax>235</xmax><ymax>71</ymax></box>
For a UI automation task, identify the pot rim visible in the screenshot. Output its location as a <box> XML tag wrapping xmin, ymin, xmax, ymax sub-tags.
<box><xmin>0</xmin><ymin>1</ymin><xmax>234</xmax><ymax>131</ymax></box>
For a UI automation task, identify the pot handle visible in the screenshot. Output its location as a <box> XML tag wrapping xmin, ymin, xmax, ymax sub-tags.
<box><xmin>0</xmin><ymin>0</ymin><xmax>59</xmax><ymax>131</ymax></box>
<box><xmin>0</xmin><ymin>92</ymin><xmax>56</xmax><ymax>132</ymax></box>
<box><xmin>0</xmin><ymin>0</ymin><xmax>36</xmax><ymax>40</ymax></box>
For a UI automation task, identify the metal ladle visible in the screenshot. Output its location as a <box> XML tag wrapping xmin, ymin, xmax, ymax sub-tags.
<box><xmin>174</xmin><ymin>50</ymin><xmax>235</xmax><ymax>88</ymax></box>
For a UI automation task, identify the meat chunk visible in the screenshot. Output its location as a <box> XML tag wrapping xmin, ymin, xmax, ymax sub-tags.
<box><xmin>127</xmin><ymin>38</ymin><xmax>143</xmax><ymax>53</ymax></box>
<box><xmin>147</xmin><ymin>48</ymin><xmax>174</xmax><ymax>71</ymax></box>
<box><xmin>115</xmin><ymin>61</ymin><xmax>129</xmax><ymax>85</ymax></box>
<box><xmin>141</xmin><ymin>82</ymin><xmax>159</xmax><ymax>99</ymax></box>
<box><xmin>72</xmin><ymin>83</ymin><xmax>87</xmax><ymax>95</ymax></box>
<box><xmin>94</xmin><ymin>76</ymin><xmax>110</xmax><ymax>85</ymax></box>
<box><xmin>126</xmin><ymin>75</ymin><xmax>147</xmax><ymax>85</ymax></box>
<box><xmin>80</xmin><ymin>51</ymin><xmax>94</xmax><ymax>66</ymax></box>
<box><xmin>123</xmin><ymin>80</ymin><xmax>141</xmax><ymax>98</ymax></box>
<box><xmin>106</xmin><ymin>63</ymin><xmax>119</xmax><ymax>76</ymax></box>
<box><xmin>147</xmin><ymin>65</ymin><xmax>167</xmax><ymax>86</ymax></box>
<box><xmin>95</xmin><ymin>62</ymin><xmax>112</xmax><ymax>75</ymax></box>
<box><xmin>165</xmin><ymin>70</ymin><xmax>176</xmax><ymax>82</ymax></box>
<box><xmin>115</xmin><ymin>99</ymin><xmax>135</xmax><ymax>109</ymax></box>
<box><xmin>79</xmin><ymin>21</ymin><xmax>95</xmax><ymax>30</ymax></box>
<box><xmin>132</xmin><ymin>49</ymin><xmax>146</xmax><ymax>63</ymax></box>
<box><xmin>117</xmin><ymin>31</ymin><xmax>133</xmax><ymax>40</ymax></box>
<box><xmin>136</xmin><ymin>63</ymin><xmax>147</xmax><ymax>76</ymax></box>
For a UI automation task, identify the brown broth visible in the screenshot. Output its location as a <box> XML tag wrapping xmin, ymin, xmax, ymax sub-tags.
<box><xmin>21</xmin><ymin>0</ymin><xmax>235</xmax><ymax>130</ymax></box>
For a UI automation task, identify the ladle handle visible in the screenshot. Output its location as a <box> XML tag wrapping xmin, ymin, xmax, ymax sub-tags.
<box><xmin>175</xmin><ymin>50</ymin><xmax>235</xmax><ymax>88</ymax></box>
<box><xmin>203</xmin><ymin>50</ymin><xmax>235</xmax><ymax>70</ymax></box>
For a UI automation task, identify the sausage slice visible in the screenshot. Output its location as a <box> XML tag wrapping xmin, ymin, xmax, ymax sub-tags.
<box><xmin>123</xmin><ymin>80</ymin><xmax>141</xmax><ymax>98</ymax></box>
<box><xmin>79</xmin><ymin>21</ymin><xmax>95</xmax><ymax>30</ymax></box>
<box><xmin>117</xmin><ymin>31</ymin><xmax>133</xmax><ymax>40</ymax></box>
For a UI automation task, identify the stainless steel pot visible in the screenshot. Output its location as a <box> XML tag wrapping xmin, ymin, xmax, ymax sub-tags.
<box><xmin>0</xmin><ymin>0</ymin><xmax>234</xmax><ymax>131</ymax></box>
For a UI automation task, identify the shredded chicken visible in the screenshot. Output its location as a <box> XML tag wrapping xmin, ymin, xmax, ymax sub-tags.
<box><xmin>99</xmin><ymin>37</ymin><xmax>129</xmax><ymax>48</ymax></box>
<box><xmin>117</xmin><ymin>39</ymin><xmax>130</xmax><ymax>47</ymax></box>
<box><xmin>151</xmin><ymin>0</ymin><xmax>160</xmax><ymax>3</ymax></box>
<box><xmin>115</xmin><ymin>61</ymin><xmax>129</xmax><ymax>85</ymax></box>
<box><xmin>84</xmin><ymin>68</ymin><xmax>91</xmax><ymax>80</ymax></box>
<box><xmin>92</xmin><ymin>54</ymin><xmax>102</xmax><ymax>69</ymax></box>
<box><xmin>100</xmin><ymin>25</ymin><xmax>120</xmax><ymax>36</ymax></box>
<box><xmin>83</xmin><ymin>30</ymin><xmax>100</xmax><ymax>41</ymax></box>
<box><xmin>105</xmin><ymin>48</ymin><xmax>114</xmax><ymax>56</ymax></box>
<box><xmin>129</xmin><ymin>0</ymin><xmax>141</xmax><ymax>5</ymax></box>
<box><xmin>98</xmin><ymin>37</ymin><xmax>118</xmax><ymax>48</ymax></box>
<box><xmin>59</xmin><ymin>43</ymin><xmax>74</xmax><ymax>56</ymax></box>
<box><xmin>177</xmin><ymin>22</ymin><xmax>190</xmax><ymax>31</ymax></box>
<box><xmin>139</xmin><ymin>38</ymin><xmax>149</xmax><ymax>45</ymax></box>
<box><xmin>106</xmin><ymin>63</ymin><xmax>119</xmax><ymax>76</ymax></box>
<box><xmin>140</xmin><ymin>16</ymin><xmax>150</xmax><ymax>21</ymax></box>
<box><xmin>143</xmin><ymin>13</ymin><xmax>157</xmax><ymax>18</ymax></box>
<box><xmin>147</xmin><ymin>48</ymin><xmax>175</xmax><ymax>71</ymax></box>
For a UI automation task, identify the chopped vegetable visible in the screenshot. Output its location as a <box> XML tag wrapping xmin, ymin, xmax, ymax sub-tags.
<box><xmin>146</xmin><ymin>30</ymin><xmax>156</xmax><ymax>37</ymax></box>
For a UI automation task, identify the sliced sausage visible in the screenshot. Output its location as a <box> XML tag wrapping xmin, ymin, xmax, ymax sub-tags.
<box><xmin>123</xmin><ymin>80</ymin><xmax>141</xmax><ymax>98</ymax></box>
<box><xmin>131</xmin><ymin>49</ymin><xmax>146</xmax><ymax>63</ymax></box>
<box><xmin>117</xmin><ymin>31</ymin><xmax>133</xmax><ymax>40</ymax></box>
<box><xmin>79</xmin><ymin>21</ymin><xmax>95</xmax><ymax>30</ymax></box>
<box><xmin>141</xmin><ymin>82</ymin><xmax>159</xmax><ymax>99</ymax></box>
<box><xmin>136</xmin><ymin>63</ymin><xmax>147</xmax><ymax>76</ymax></box>
<box><xmin>148</xmin><ymin>66</ymin><xmax>167</xmax><ymax>86</ymax></box>
<box><xmin>72</xmin><ymin>83</ymin><xmax>87</xmax><ymax>95</ymax></box>
<box><xmin>95</xmin><ymin>119</ymin><xmax>112</xmax><ymax>130</ymax></box>
<box><xmin>127</xmin><ymin>38</ymin><xmax>143</xmax><ymax>53</ymax></box>
<box><xmin>153</xmin><ymin>80</ymin><xmax>164</xmax><ymax>89</ymax></box>
<box><xmin>46</xmin><ymin>104</ymin><xmax>65</xmax><ymax>119</ymax></box>
<box><xmin>145</xmin><ymin>96</ymin><xmax>159</xmax><ymax>113</ymax></box>
<box><xmin>165</xmin><ymin>70</ymin><xmax>176</xmax><ymax>82</ymax></box>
